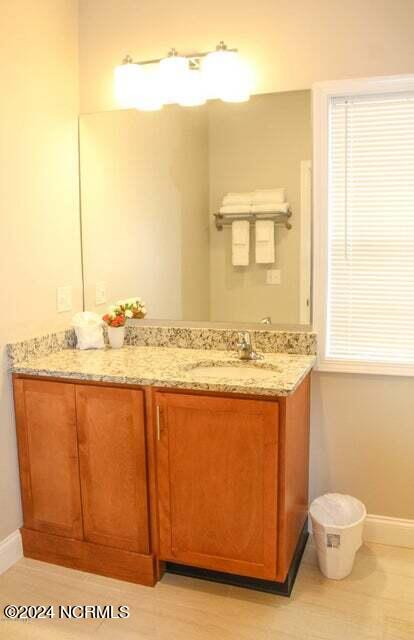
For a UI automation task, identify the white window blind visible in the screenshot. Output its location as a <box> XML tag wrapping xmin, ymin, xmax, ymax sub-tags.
<box><xmin>328</xmin><ymin>92</ymin><xmax>414</xmax><ymax>364</ymax></box>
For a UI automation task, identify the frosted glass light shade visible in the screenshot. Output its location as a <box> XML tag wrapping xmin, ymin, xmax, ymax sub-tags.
<box><xmin>178</xmin><ymin>69</ymin><xmax>206</xmax><ymax>107</ymax></box>
<box><xmin>134</xmin><ymin>66</ymin><xmax>163</xmax><ymax>111</ymax></box>
<box><xmin>159</xmin><ymin>55</ymin><xmax>188</xmax><ymax>104</ymax></box>
<box><xmin>202</xmin><ymin>50</ymin><xmax>251</xmax><ymax>102</ymax></box>
<box><xmin>114</xmin><ymin>63</ymin><xmax>143</xmax><ymax>109</ymax></box>
<box><xmin>220</xmin><ymin>61</ymin><xmax>251</xmax><ymax>103</ymax></box>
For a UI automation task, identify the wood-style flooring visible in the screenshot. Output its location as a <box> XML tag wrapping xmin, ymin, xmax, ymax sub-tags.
<box><xmin>0</xmin><ymin>538</ymin><xmax>413</xmax><ymax>639</ymax></box>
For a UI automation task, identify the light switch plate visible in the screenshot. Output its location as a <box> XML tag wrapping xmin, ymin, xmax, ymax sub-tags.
<box><xmin>266</xmin><ymin>269</ymin><xmax>281</xmax><ymax>285</ymax></box>
<box><xmin>95</xmin><ymin>281</ymin><xmax>107</xmax><ymax>305</ymax></box>
<box><xmin>56</xmin><ymin>286</ymin><xmax>72</xmax><ymax>313</ymax></box>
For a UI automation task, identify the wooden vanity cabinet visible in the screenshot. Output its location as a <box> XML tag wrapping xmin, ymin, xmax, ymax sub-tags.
<box><xmin>75</xmin><ymin>385</ymin><xmax>149</xmax><ymax>554</ymax></box>
<box><xmin>13</xmin><ymin>378</ymin><xmax>155</xmax><ymax>585</ymax></box>
<box><xmin>154</xmin><ymin>376</ymin><xmax>310</xmax><ymax>584</ymax></box>
<box><xmin>13</xmin><ymin>373</ymin><xmax>310</xmax><ymax>590</ymax></box>
<box><xmin>13</xmin><ymin>379</ymin><xmax>83</xmax><ymax>540</ymax></box>
<box><xmin>155</xmin><ymin>393</ymin><xmax>279</xmax><ymax>580</ymax></box>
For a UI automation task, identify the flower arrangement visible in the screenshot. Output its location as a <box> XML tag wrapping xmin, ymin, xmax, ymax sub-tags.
<box><xmin>102</xmin><ymin>297</ymin><xmax>147</xmax><ymax>327</ymax></box>
<box><xmin>102</xmin><ymin>307</ymin><xmax>126</xmax><ymax>328</ymax></box>
<box><xmin>116</xmin><ymin>297</ymin><xmax>147</xmax><ymax>320</ymax></box>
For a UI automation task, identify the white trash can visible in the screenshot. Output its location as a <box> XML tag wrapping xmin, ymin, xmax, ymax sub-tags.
<box><xmin>309</xmin><ymin>493</ymin><xmax>366</xmax><ymax>580</ymax></box>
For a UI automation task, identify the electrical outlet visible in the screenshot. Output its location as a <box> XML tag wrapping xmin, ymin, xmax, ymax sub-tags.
<box><xmin>95</xmin><ymin>281</ymin><xmax>107</xmax><ymax>305</ymax></box>
<box><xmin>266</xmin><ymin>269</ymin><xmax>281</xmax><ymax>285</ymax></box>
<box><xmin>56</xmin><ymin>286</ymin><xmax>72</xmax><ymax>312</ymax></box>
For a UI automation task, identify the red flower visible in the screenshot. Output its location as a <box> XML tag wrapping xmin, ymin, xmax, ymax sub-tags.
<box><xmin>103</xmin><ymin>311</ymin><xmax>126</xmax><ymax>327</ymax></box>
<box><xmin>110</xmin><ymin>314</ymin><xmax>126</xmax><ymax>327</ymax></box>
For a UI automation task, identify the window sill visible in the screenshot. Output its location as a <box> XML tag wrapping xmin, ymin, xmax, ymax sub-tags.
<box><xmin>315</xmin><ymin>358</ymin><xmax>414</xmax><ymax>377</ymax></box>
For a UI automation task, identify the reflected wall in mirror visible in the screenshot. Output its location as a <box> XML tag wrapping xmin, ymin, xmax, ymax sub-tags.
<box><xmin>79</xmin><ymin>90</ymin><xmax>311</xmax><ymax>325</ymax></box>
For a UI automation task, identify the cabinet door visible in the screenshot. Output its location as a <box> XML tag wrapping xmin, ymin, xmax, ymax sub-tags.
<box><xmin>13</xmin><ymin>379</ymin><xmax>83</xmax><ymax>539</ymax></box>
<box><xmin>156</xmin><ymin>393</ymin><xmax>279</xmax><ymax>580</ymax></box>
<box><xmin>76</xmin><ymin>386</ymin><xmax>149</xmax><ymax>554</ymax></box>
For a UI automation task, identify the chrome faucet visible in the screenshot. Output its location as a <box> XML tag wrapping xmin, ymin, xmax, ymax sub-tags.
<box><xmin>237</xmin><ymin>331</ymin><xmax>262</xmax><ymax>361</ymax></box>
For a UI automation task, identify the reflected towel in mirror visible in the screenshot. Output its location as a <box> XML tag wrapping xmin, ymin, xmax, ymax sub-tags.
<box><xmin>222</xmin><ymin>192</ymin><xmax>254</xmax><ymax>206</ymax></box>
<box><xmin>256</xmin><ymin>220</ymin><xmax>275</xmax><ymax>264</ymax></box>
<box><xmin>220</xmin><ymin>204</ymin><xmax>251</xmax><ymax>214</ymax></box>
<box><xmin>252</xmin><ymin>188</ymin><xmax>285</xmax><ymax>204</ymax></box>
<box><xmin>232</xmin><ymin>220</ymin><xmax>250</xmax><ymax>266</ymax></box>
<box><xmin>252</xmin><ymin>202</ymin><xmax>289</xmax><ymax>213</ymax></box>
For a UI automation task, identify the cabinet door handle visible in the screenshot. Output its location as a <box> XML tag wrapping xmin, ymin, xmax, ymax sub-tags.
<box><xmin>156</xmin><ymin>405</ymin><xmax>161</xmax><ymax>440</ymax></box>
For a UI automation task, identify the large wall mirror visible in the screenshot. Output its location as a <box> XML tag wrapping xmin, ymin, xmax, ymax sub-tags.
<box><xmin>79</xmin><ymin>90</ymin><xmax>312</xmax><ymax>326</ymax></box>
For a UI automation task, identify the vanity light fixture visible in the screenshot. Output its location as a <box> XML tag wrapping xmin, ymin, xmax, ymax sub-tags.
<box><xmin>203</xmin><ymin>42</ymin><xmax>251</xmax><ymax>103</ymax></box>
<box><xmin>178</xmin><ymin>67</ymin><xmax>206</xmax><ymax>107</ymax></box>
<box><xmin>114</xmin><ymin>57</ymin><xmax>142</xmax><ymax>109</ymax></box>
<box><xmin>134</xmin><ymin>64</ymin><xmax>164</xmax><ymax>111</ymax></box>
<box><xmin>114</xmin><ymin>42</ymin><xmax>251</xmax><ymax>111</ymax></box>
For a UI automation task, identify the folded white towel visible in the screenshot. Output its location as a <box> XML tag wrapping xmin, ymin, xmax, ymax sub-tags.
<box><xmin>220</xmin><ymin>204</ymin><xmax>251</xmax><ymax>214</ymax></box>
<box><xmin>222</xmin><ymin>192</ymin><xmax>254</xmax><ymax>206</ymax></box>
<box><xmin>255</xmin><ymin>220</ymin><xmax>275</xmax><ymax>264</ymax></box>
<box><xmin>252</xmin><ymin>202</ymin><xmax>289</xmax><ymax>214</ymax></box>
<box><xmin>252</xmin><ymin>188</ymin><xmax>285</xmax><ymax>204</ymax></box>
<box><xmin>232</xmin><ymin>220</ymin><xmax>250</xmax><ymax>266</ymax></box>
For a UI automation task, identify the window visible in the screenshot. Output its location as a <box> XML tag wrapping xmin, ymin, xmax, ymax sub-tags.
<box><xmin>313</xmin><ymin>76</ymin><xmax>414</xmax><ymax>375</ymax></box>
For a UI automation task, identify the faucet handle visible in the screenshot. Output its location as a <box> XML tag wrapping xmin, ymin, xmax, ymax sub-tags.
<box><xmin>238</xmin><ymin>331</ymin><xmax>251</xmax><ymax>345</ymax></box>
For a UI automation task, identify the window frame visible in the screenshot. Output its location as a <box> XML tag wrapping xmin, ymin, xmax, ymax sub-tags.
<box><xmin>312</xmin><ymin>74</ymin><xmax>414</xmax><ymax>376</ymax></box>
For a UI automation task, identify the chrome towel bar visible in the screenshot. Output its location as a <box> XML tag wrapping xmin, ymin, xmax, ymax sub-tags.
<box><xmin>214</xmin><ymin>210</ymin><xmax>292</xmax><ymax>231</ymax></box>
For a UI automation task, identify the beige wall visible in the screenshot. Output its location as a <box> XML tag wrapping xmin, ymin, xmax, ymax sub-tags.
<box><xmin>208</xmin><ymin>92</ymin><xmax>311</xmax><ymax>324</ymax></box>
<box><xmin>79</xmin><ymin>0</ymin><xmax>414</xmax><ymax>113</ymax></box>
<box><xmin>310</xmin><ymin>373</ymin><xmax>414</xmax><ymax>518</ymax></box>
<box><xmin>178</xmin><ymin>111</ymin><xmax>210</xmax><ymax>320</ymax></box>
<box><xmin>80</xmin><ymin>107</ymin><xmax>209</xmax><ymax>319</ymax></box>
<box><xmin>0</xmin><ymin>1</ymin><xmax>82</xmax><ymax>540</ymax></box>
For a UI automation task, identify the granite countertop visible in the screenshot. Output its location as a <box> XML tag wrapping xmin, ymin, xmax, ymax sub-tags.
<box><xmin>11</xmin><ymin>345</ymin><xmax>315</xmax><ymax>396</ymax></box>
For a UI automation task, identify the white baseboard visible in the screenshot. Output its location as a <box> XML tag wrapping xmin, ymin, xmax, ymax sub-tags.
<box><xmin>0</xmin><ymin>517</ymin><xmax>412</xmax><ymax>576</ymax></box>
<box><xmin>363</xmin><ymin>514</ymin><xmax>414</xmax><ymax>549</ymax></box>
<box><xmin>308</xmin><ymin>513</ymin><xmax>414</xmax><ymax>549</ymax></box>
<box><xmin>0</xmin><ymin>530</ymin><xmax>23</xmax><ymax>574</ymax></box>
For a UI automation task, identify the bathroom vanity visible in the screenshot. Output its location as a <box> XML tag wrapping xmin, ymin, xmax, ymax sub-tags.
<box><xmin>6</xmin><ymin>80</ymin><xmax>315</xmax><ymax>596</ymax></box>
<box><xmin>10</xmin><ymin>329</ymin><xmax>314</xmax><ymax>596</ymax></box>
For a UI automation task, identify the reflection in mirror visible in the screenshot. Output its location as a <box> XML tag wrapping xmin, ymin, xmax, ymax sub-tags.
<box><xmin>79</xmin><ymin>90</ymin><xmax>311</xmax><ymax>325</ymax></box>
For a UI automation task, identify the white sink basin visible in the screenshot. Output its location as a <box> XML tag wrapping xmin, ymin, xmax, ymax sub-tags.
<box><xmin>183</xmin><ymin>361</ymin><xmax>280</xmax><ymax>380</ymax></box>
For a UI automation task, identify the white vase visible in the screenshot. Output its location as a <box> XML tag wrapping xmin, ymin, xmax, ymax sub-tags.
<box><xmin>107</xmin><ymin>325</ymin><xmax>125</xmax><ymax>349</ymax></box>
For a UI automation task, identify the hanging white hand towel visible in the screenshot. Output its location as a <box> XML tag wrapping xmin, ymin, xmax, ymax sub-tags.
<box><xmin>255</xmin><ymin>220</ymin><xmax>275</xmax><ymax>264</ymax></box>
<box><xmin>232</xmin><ymin>220</ymin><xmax>250</xmax><ymax>266</ymax></box>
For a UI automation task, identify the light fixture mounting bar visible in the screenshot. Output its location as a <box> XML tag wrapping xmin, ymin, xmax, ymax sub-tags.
<box><xmin>123</xmin><ymin>47</ymin><xmax>238</xmax><ymax>67</ymax></box>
